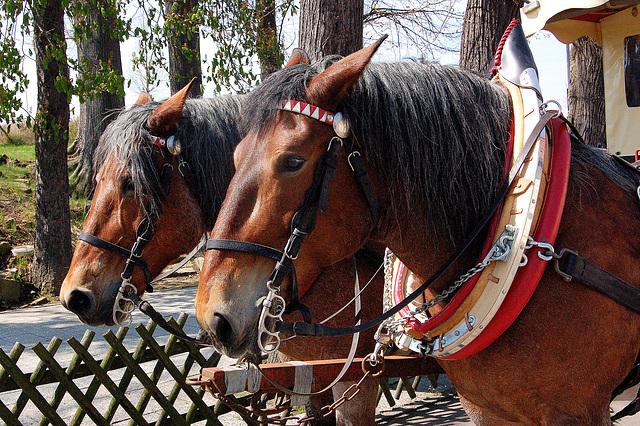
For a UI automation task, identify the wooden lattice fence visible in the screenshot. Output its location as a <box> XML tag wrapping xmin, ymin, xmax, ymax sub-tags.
<box><xmin>0</xmin><ymin>313</ymin><xmax>222</xmax><ymax>426</ymax></box>
<box><xmin>0</xmin><ymin>311</ymin><xmax>437</xmax><ymax>425</ymax></box>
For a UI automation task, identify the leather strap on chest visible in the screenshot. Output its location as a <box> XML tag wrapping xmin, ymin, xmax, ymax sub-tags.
<box><xmin>554</xmin><ymin>249</ymin><xmax>640</xmax><ymax>315</ymax></box>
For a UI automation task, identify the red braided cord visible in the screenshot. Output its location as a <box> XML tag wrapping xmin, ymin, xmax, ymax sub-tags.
<box><xmin>490</xmin><ymin>18</ymin><xmax>519</xmax><ymax>75</ymax></box>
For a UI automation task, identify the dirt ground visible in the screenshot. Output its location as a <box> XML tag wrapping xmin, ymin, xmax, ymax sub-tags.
<box><xmin>150</xmin><ymin>270</ymin><xmax>200</xmax><ymax>291</ymax></box>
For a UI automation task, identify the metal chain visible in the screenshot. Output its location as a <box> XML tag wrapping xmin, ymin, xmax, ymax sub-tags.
<box><xmin>381</xmin><ymin>225</ymin><xmax>517</xmax><ymax>331</ymax></box>
<box><xmin>383</xmin><ymin>249</ymin><xmax>396</xmax><ymax>312</ymax></box>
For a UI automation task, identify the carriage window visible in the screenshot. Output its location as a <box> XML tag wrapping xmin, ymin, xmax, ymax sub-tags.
<box><xmin>625</xmin><ymin>35</ymin><xmax>640</xmax><ymax>108</ymax></box>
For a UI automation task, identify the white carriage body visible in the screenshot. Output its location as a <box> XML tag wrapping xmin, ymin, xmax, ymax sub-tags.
<box><xmin>521</xmin><ymin>0</ymin><xmax>640</xmax><ymax>157</ymax></box>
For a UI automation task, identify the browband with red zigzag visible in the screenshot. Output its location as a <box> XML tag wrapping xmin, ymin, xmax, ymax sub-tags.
<box><xmin>280</xmin><ymin>100</ymin><xmax>335</xmax><ymax>125</ymax></box>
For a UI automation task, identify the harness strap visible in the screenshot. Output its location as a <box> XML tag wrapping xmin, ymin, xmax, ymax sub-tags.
<box><xmin>151</xmin><ymin>235</ymin><xmax>206</xmax><ymax>283</ymax></box>
<box><xmin>554</xmin><ymin>250</ymin><xmax>640</xmax><ymax>315</ymax></box>
<box><xmin>121</xmin><ymin>216</ymin><xmax>156</xmax><ymax>282</ymax></box>
<box><xmin>206</xmin><ymin>239</ymin><xmax>294</xmax><ymax>271</ymax></box>
<box><xmin>276</xmin><ymin>110</ymin><xmax>557</xmax><ymax>337</ymax></box>
<box><xmin>78</xmin><ymin>232</ymin><xmax>154</xmax><ymax>292</ymax></box>
<box><xmin>128</xmin><ymin>292</ymin><xmax>210</xmax><ymax>346</ymax></box>
<box><xmin>343</xmin><ymin>138</ymin><xmax>379</xmax><ymax>225</ymax></box>
<box><xmin>317</xmin><ymin>137</ymin><xmax>343</xmax><ymax>214</ymax></box>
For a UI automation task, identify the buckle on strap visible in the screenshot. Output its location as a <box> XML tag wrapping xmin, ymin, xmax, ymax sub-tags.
<box><xmin>525</xmin><ymin>237</ymin><xmax>575</xmax><ymax>282</ymax></box>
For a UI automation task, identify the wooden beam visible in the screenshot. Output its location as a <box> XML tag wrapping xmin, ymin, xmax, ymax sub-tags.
<box><xmin>200</xmin><ymin>355</ymin><xmax>444</xmax><ymax>394</ymax></box>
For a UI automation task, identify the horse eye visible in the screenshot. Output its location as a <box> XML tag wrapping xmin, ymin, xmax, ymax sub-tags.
<box><xmin>280</xmin><ymin>156</ymin><xmax>305</xmax><ymax>173</ymax></box>
<box><xmin>121</xmin><ymin>175</ymin><xmax>135</xmax><ymax>195</ymax></box>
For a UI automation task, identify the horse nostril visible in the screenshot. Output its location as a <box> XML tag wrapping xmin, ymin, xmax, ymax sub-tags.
<box><xmin>65</xmin><ymin>289</ymin><xmax>95</xmax><ymax>316</ymax></box>
<box><xmin>211</xmin><ymin>313</ymin><xmax>233</xmax><ymax>344</ymax></box>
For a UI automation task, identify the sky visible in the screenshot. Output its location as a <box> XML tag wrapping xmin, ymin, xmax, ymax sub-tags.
<box><xmin>529</xmin><ymin>32</ymin><xmax>570</xmax><ymax>112</ymax></box>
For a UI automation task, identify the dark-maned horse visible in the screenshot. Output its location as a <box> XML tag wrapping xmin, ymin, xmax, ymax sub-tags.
<box><xmin>196</xmin><ymin>41</ymin><xmax>640</xmax><ymax>424</ymax></box>
<box><xmin>59</xmin><ymin>83</ymin><xmax>384</xmax><ymax>424</ymax></box>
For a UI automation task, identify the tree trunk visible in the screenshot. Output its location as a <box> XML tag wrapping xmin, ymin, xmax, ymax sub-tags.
<box><xmin>459</xmin><ymin>0</ymin><xmax>522</xmax><ymax>74</ymax></box>
<box><xmin>256</xmin><ymin>0</ymin><xmax>282</xmax><ymax>77</ymax></box>
<box><xmin>32</xmin><ymin>0</ymin><xmax>72</xmax><ymax>295</ymax></box>
<box><xmin>70</xmin><ymin>0</ymin><xmax>125</xmax><ymax>196</ymax></box>
<box><xmin>164</xmin><ymin>0</ymin><xmax>202</xmax><ymax>96</ymax></box>
<box><xmin>299</xmin><ymin>0</ymin><xmax>364</xmax><ymax>62</ymax></box>
<box><xmin>568</xmin><ymin>36</ymin><xmax>606</xmax><ymax>148</ymax></box>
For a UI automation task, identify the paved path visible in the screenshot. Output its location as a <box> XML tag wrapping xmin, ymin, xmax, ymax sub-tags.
<box><xmin>1</xmin><ymin>285</ymin><xmax>639</xmax><ymax>425</ymax></box>
<box><xmin>0</xmin><ymin>285</ymin><xmax>207</xmax><ymax>371</ymax></box>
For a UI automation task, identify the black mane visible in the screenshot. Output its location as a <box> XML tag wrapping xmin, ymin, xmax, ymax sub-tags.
<box><xmin>94</xmin><ymin>95</ymin><xmax>243</xmax><ymax>229</ymax></box>
<box><xmin>242</xmin><ymin>60</ymin><xmax>512</xmax><ymax>244</ymax></box>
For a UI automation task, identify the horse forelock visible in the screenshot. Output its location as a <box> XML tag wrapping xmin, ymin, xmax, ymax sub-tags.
<box><xmin>94</xmin><ymin>96</ymin><xmax>243</xmax><ymax>227</ymax></box>
<box><xmin>94</xmin><ymin>103</ymin><xmax>159</xmax><ymax>213</ymax></box>
<box><xmin>243</xmin><ymin>58</ymin><xmax>512</xmax><ymax>245</ymax></box>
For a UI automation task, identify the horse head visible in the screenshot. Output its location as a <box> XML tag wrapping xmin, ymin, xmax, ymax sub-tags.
<box><xmin>197</xmin><ymin>40</ymin><xmax>387</xmax><ymax>358</ymax></box>
<box><xmin>60</xmin><ymin>81</ymin><xmax>208</xmax><ymax>326</ymax></box>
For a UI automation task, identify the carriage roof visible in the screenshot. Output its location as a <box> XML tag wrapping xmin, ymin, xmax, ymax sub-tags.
<box><xmin>520</xmin><ymin>0</ymin><xmax>640</xmax><ymax>158</ymax></box>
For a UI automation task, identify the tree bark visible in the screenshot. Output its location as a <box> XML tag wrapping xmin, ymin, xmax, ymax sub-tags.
<box><xmin>299</xmin><ymin>0</ymin><xmax>364</xmax><ymax>62</ymax></box>
<box><xmin>256</xmin><ymin>0</ymin><xmax>282</xmax><ymax>77</ymax></box>
<box><xmin>459</xmin><ymin>0</ymin><xmax>522</xmax><ymax>74</ymax></box>
<box><xmin>164</xmin><ymin>0</ymin><xmax>202</xmax><ymax>96</ymax></box>
<box><xmin>568</xmin><ymin>36</ymin><xmax>606</xmax><ymax>148</ymax></box>
<box><xmin>32</xmin><ymin>0</ymin><xmax>72</xmax><ymax>295</ymax></box>
<box><xmin>70</xmin><ymin>0</ymin><xmax>125</xmax><ymax>196</ymax></box>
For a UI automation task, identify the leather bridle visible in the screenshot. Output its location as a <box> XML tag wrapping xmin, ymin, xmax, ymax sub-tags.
<box><xmin>77</xmin><ymin>135</ymin><xmax>193</xmax><ymax>327</ymax></box>
<box><xmin>79</xmin><ymin>219</ymin><xmax>156</xmax><ymax>293</ymax></box>
<box><xmin>206</xmin><ymin>102</ymin><xmax>379</xmax><ymax>352</ymax></box>
<box><xmin>78</xmin><ymin>134</ymin><xmax>216</xmax><ymax>346</ymax></box>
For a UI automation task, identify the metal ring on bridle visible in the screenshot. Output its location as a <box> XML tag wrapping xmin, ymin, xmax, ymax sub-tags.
<box><xmin>166</xmin><ymin>135</ymin><xmax>181</xmax><ymax>156</ymax></box>
<box><xmin>112</xmin><ymin>280</ymin><xmax>137</xmax><ymax>326</ymax></box>
<box><xmin>362</xmin><ymin>353</ymin><xmax>385</xmax><ymax>378</ymax></box>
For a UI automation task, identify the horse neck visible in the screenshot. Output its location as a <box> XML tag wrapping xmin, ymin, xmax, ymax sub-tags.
<box><xmin>372</xmin><ymin>190</ymin><xmax>484</xmax><ymax>295</ymax></box>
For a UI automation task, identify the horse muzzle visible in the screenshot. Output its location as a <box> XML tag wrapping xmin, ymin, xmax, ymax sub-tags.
<box><xmin>199</xmin><ymin>307</ymin><xmax>263</xmax><ymax>358</ymax></box>
<box><xmin>60</xmin><ymin>283</ymin><xmax>120</xmax><ymax>326</ymax></box>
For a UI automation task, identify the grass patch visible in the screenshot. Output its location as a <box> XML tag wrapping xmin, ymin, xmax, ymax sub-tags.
<box><xmin>0</xmin><ymin>144</ymin><xmax>35</xmax><ymax>162</ymax></box>
<box><xmin>0</xmin><ymin>118</ymin><xmax>86</xmax><ymax>258</ymax></box>
<box><xmin>1</xmin><ymin>119</ymin><xmax>77</xmax><ymax>146</ymax></box>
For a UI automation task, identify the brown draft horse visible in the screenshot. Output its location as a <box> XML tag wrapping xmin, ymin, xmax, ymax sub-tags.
<box><xmin>196</xmin><ymin>39</ymin><xmax>640</xmax><ymax>425</ymax></box>
<box><xmin>59</xmin><ymin>77</ymin><xmax>385</xmax><ymax>424</ymax></box>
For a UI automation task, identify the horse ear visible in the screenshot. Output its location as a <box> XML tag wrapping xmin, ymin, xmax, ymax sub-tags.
<box><xmin>286</xmin><ymin>48</ymin><xmax>310</xmax><ymax>67</ymax></box>
<box><xmin>306</xmin><ymin>35</ymin><xmax>387</xmax><ymax>110</ymax></box>
<box><xmin>147</xmin><ymin>77</ymin><xmax>197</xmax><ymax>136</ymax></box>
<box><xmin>135</xmin><ymin>93</ymin><xmax>153</xmax><ymax>104</ymax></box>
